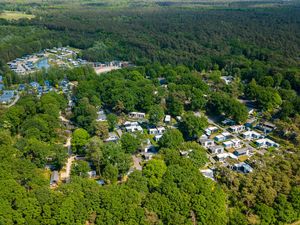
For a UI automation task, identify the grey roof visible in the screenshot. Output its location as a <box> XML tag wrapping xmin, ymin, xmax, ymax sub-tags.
<box><xmin>50</xmin><ymin>171</ymin><xmax>59</xmax><ymax>184</ymax></box>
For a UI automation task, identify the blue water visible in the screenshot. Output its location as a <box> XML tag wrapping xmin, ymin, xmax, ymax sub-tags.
<box><xmin>36</xmin><ymin>58</ymin><xmax>50</xmax><ymax>69</ymax></box>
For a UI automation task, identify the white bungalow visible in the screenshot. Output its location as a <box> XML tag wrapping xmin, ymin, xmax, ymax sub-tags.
<box><xmin>255</xmin><ymin>138</ymin><xmax>279</xmax><ymax>148</ymax></box>
<box><xmin>242</xmin><ymin>130</ymin><xmax>261</xmax><ymax>140</ymax></box>
<box><xmin>229</xmin><ymin>125</ymin><xmax>245</xmax><ymax>133</ymax></box>
<box><xmin>209</xmin><ymin>145</ymin><xmax>224</xmax><ymax>154</ymax></box>
<box><xmin>129</xmin><ymin>112</ymin><xmax>145</xmax><ymax>119</ymax></box>
<box><xmin>214</xmin><ymin>134</ymin><xmax>226</xmax><ymax>142</ymax></box>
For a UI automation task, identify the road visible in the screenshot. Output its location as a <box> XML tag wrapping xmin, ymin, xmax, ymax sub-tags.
<box><xmin>59</xmin><ymin>111</ymin><xmax>74</xmax><ymax>182</ymax></box>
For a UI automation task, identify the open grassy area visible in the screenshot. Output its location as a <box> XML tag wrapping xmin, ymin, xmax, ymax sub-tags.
<box><xmin>0</xmin><ymin>11</ymin><xmax>35</xmax><ymax>20</ymax></box>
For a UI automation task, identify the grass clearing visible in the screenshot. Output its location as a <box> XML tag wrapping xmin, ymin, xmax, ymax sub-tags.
<box><xmin>0</xmin><ymin>11</ymin><xmax>35</xmax><ymax>20</ymax></box>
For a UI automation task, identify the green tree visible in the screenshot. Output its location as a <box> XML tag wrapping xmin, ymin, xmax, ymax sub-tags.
<box><xmin>72</xmin><ymin>128</ymin><xmax>90</xmax><ymax>155</ymax></box>
<box><xmin>159</xmin><ymin>129</ymin><xmax>184</xmax><ymax>149</ymax></box>
<box><xmin>179</xmin><ymin>112</ymin><xmax>208</xmax><ymax>140</ymax></box>
<box><xmin>143</xmin><ymin>159</ymin><xmax>167</xmax><ymax>189</ymax></box>
<box><xmin>148</xmin><ymin>105</ymin><xmax>165</xmax><ymax>125</ymax></box>
<box><xmin>103</xmin><ymin>164</ymin><xmax>118</xmax><ymax>184</ymax></box>
<box><xmin>106</xmin><ymin>113</ymin><xmax>118</xmax><ymax>131</ymax></box>
<box><xmin>121</xmin><ymin>133</ymin><xmax>140</xmax><ymax>154</ymax></box>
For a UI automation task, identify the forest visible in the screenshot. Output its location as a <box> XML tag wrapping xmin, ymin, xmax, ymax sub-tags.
<box><xmin>0</xmin><ymin>0</ymin><xmax>300</xmax><ymax>224</ymax></box>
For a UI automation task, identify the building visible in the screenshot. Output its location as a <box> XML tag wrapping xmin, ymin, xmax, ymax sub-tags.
<box><xmin>242</xmin><ymin>130</ymin><xmax>261</xmax><ymax>140</ymax></box>
<box><xmin>164</xmin><ymin>115</ymin><xmax>171</xmax><ymax>123</ymax></box>
<box><xmin>0</xmin><ymin>90</ymin><xmax>15</xmax><ymax>104</ymax></box>
<box><xmin>221</xmin><ymin>132</ymin><xmax>232</xmax><ymax>139</ymax></box>
<box><xmin>154</xmin><ymin>134</ymin><xmax>163</xmax><ymax>142</ymax></box>
<box><xmin>148</xmin><ymin>127</ymin><xmax>166</xmax><ymax>135</ymax></box>
<box><xmin>231</xmin><ymin>139</ymin><xmax>242</xmax><ymax>148</ymax></box>
<box><xmin>221</xmin><ymin>76</ymin><xmax>233</xmax><ymax>85</ymax></box>
<box><xmin>199</xmin><ymin>138</ymin><xmax>215</xmax><ymax>148</ymax></box>
<box><xmin>231</xmin><ymin>162</ymin><xmax>253</xmax><ymax>173</ymax></box>
<box><xmin>205</xmin><ymin>126</ymin><xmax>218</xmax><ymax>136</ymax></box>
<box><xmin>50</xmin><ymin>171</ymin><xmax>59</xmax><ymax>187</ymax></box>
<box><xmin>256</xmin><ymin>122</ymin><xmax>277</xmax><ymax>134</ymax></box>
<box><xmin>129</xmin><ymin>112</ymin><xmax>145</xmax><ymax>119</ymax></box>
<box><xmin>214</xmin><ymin>134</ymin><xmax>226</xmax><ymax>142</ymax></box>
<box><xmin>255</xmin><ymin>138</ymin><xmax>279</xmax><ymax>148</ymax></box>
<box><xmin>229</xmin><ymin>125</ymin><xmax>245</xmax><ymax>133</ymax></box>
<box><xmin>125</xmin><ymin>123</ymin><xmax>143</xmax><ymax>133</ymax></box>
<box><xmin>200</xmin><ymin>169</ymin><xmax>215</xmax><ymax>181</ymax></box>
<box><xmin>223</xmin><ymin>141</ymin><xmax>234</xmax><ymax>149</ymax></box>
<box><xmin>209</xmin><ymin>145</ymin><xmax>224</xmax><ymax>154</ymax></box>
<box><xmin>233</xmin><ymin>148</ymin><xmax>250</xmax><ymax>157</ymax></box>
<box><xmin>215</xmin><ymin>153</ymin><xmax>237</xmax><ymax>162</ymax></box>
<box><xmin>97</xmin><ymin>110</ymin><xmax>107</xmax><ymax>121</ymax></box>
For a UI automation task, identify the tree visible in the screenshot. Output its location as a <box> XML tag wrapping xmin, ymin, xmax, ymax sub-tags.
<box><xmin>93</xmin><ymin>121</ymin><xmax>109</xmax><ymax>140</ymax></box>
<box><xmin>103</xmin><ymin>164</ymin><xmax>118</xmax><ymax>184</ymax></box>
<box><xmin>86</xmin><ymin>137</ymin><xmax>103</xmax><ymax>176</ymax></box>
<box><xmin>106</xmin><ymin>113</ymin><xmax>118</xmax><ymax>131</ymax></box>
<box><xmin>72</xmin><ymin>128</ymin><xmax>90</xmax><ymax>155</ymax></box>
<box><xmin>148</xmin><ymin>105</ymin><xmax>164</xmax><ymax>125</ymax></box>
<box><xmin>121</xmin><ymin>133</ymin><xmax>140</xmax><ymax>154</ymax></box>
<box><xmin>166</xmin><ymin>95</ymin><xmax>184</xmax><ymax>116</ymax></box>
<box><xmin>179</xmin><ymin>112</ymin><xmax>208</xmax><ymax>140</ymax></box>
<box><xmin>143</xmin><ymin>159</ymin><xmax>167</xmax><ymax>189</ymax></box>
<box><xmin>159</xmin><ymin>129</ymin><xmax>184</xmax><ymax>149</ymax></box>
<box><xmin>72</xmin><ymin>160</ymin><xmax>90</xmax><ymax>177</ymax></box>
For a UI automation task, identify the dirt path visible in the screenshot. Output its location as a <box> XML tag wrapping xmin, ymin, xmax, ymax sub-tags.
<box><xmin>60</xmin><ymin>155</ymin><xmax>75</xmax><ymax>182</ymax></box>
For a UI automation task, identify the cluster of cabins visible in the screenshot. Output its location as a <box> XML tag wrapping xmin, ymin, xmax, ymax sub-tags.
<box><xmin>200</xmin><ymin>121</ymin><xmax>280</xmax><ymax>175</ymax></box>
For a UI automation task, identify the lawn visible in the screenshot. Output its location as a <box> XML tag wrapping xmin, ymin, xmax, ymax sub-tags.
<box><xmin>0</xmin><ymin>11</ymin><xmax>35</xmax><ymax>20</ymax></box>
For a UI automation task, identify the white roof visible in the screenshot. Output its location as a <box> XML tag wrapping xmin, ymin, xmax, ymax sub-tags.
<box><xmin>216</xmin><ymin>153</ymin><xmax>238</xmax><ymax>160</ymax></box>
<box><xmin>208</xmin><ymin>126</ymin><xmax>218</xmax><ymax>131</ymax></box>
<box><xmin>215</xmin><ymin>134</ymin><xmax>225</xmax><ymax>139</ymax></box>
<box><xmin>221</xmin><ymin>132</ymin><xmax>231</xmax><ymax>137</ymax></box>
<box><xmin>165</xmin><ymin>115</ymin><xmax>171</xmax><ymax>121</ymax></box>
<box><xmin>223</xmin><ymin>141</ymin><xmax>233</xmax><ymax>145</ymax></box>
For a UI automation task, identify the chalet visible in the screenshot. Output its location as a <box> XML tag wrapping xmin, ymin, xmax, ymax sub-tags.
<box><xmin>221</xmin><ymin>132</ymin><xmax>232</xmax><ymax>139</ymax></box>
<box><xmin>129</xmin><ymin>112</ymin><xmax>145</xmax><ymax>119</ymax></box>
<box><xmin>148</xmin><ymin>127</ymin><xmax>166</xmax><ymax>135</ymax></box>
<box><xmin>255</xmin><ymin>138</ymin><xmax>279</xmax><ymax>148</ymax></box>
<box><xmin>154</xmin><ymin>134</ymin><xmax>163</xmax><ymax>142</ymax></box>
<box><xmin>231</xmin><ymin>139</ymin><xmax>242</xmax><ymax>148</ymax></box>
<box><xmin>209</xmin><ymin>145</ymin><xmax>224</xmax><ymax>154</ymax></box>
<box><xmin>157</xmin><ymin>127</ymin><xmax>166</xmax><ymax>135</ymax></box>
<box><xmin>200</xmin><ymin>169</ymin><xmax>215</xmax><ymax>181</ymax></box>
<box><xmin>105</xmin><ymin>133</ymin><xmax>119</xmax><ymax>142</ymax></box>
<box><xmin>164</xmin><ymin>115</ymin><xmax>171</xmax><ymax>123</ymax></box>
<box><xmin>205</xmin><ymin>126</ymin><xmax>218</xmax><ymax>136</ymax></box>
<box><xmin>214</xmin><ymin>134</ymin><xmax>226</xmax><ymax>142</ymax></box>
<box><xmin>245</xmin><ymin>117</ymin><xmax>257</xmax><ymax>128</ymax></box>
<box><xmin>231</xmin><ymin>162</ymin><xmax>253</xmax><ymax>173</ymax></box>
<box><xmin>229</xmin><ymin>125</ymin><xmax>245</xmax><ymax>133</ymax></box>
<box><xmin>223</xmin><ymin>141</ymin><xmax>234</xmax><ymax>149</ymax></box>
<box><xmin>97</xmin><ymin>110</ymin><xmax>107</xmax><ymax>121</ymax></box>
<box><xmin>256</xmin><ymin>122</ymin><xmax>277</xmax><ymax>134</ymax></box>
<box><xmin>233</xmin><ymin>148</ymin><xmax>250</xmax><ymax>157</ymax></box>
<box><xmin>149</xmin><ymin>128</ymin><xmax>158</xmax><ymax>135</ymax></box>
<box><xmin>221</xmin><ymin>76</ymin><xmax>233</xmax><ymax>85</ymax></box>
<box><xmin>125</xmin><ymin>124</ymin><xmax>143</xmax><ymax>133</ymax></box>
<box><xmin>199</xmin><ymin>138</ymin><xmax>215</xmax><ymax>148</ymax></box>
<box><xmin>242</xmin><ymin>130</ymin><xmax>261</xmax><ymax>140</ymax></box>
<box><xmin>50</xmin><ymin>171</ymin><xmax>59</xmax><ymax>187</ymax></box>
<box><xmin>215</xmin><ymin>153</ymin><xmax>237</xmax><ymax>162</ymax></box>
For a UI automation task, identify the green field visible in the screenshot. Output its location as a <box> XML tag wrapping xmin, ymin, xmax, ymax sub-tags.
<box><xmin>0</xmin><ymin>11</ymin><xmax>35</xmax><ymax>20</ymax></box>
